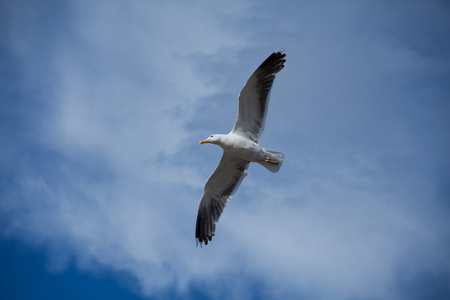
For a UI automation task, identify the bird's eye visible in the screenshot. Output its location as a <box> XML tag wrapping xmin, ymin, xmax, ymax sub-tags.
<box><xmin>210</xmin><ymin>135</ymin><xmax>213</xmax><ymax>138</ymax></box>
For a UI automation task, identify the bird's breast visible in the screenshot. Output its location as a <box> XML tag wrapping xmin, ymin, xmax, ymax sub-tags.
<box><xmin>221</xmin><ymin>136</ymin><xmax>265</xmax><ymax>162</ymax></box>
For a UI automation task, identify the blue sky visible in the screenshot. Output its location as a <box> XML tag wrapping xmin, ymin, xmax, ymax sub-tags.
<box><xmin>1</xmin><ymin>0</ymin><xmax>450</xmax><ymax>299</ymax></box>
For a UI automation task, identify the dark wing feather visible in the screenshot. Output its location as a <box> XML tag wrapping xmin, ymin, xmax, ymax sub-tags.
<box><xmin>231</xmin><ymin>51</ymin><xmax>286</xmax><ymax>142</ymax></box>
<box><xmin>196</xmin><ymin>152</ymin><xmax>249</xmax><ymax>246</ymax></box>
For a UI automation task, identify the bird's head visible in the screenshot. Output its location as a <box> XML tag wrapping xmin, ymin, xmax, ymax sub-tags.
<box><xmin>199</xmin><ymin>134</ymin><xmax>219</xmax><ymax>145</ymax></box>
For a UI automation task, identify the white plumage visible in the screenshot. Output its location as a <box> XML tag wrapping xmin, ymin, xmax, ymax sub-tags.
<box><xmin>196</xmin><ymin>51</ymin><xmax>286</xmax><ymax>246</ymax></box>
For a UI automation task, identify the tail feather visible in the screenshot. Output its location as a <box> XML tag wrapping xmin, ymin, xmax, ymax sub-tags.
<box><xmin>260</xmin><ymin>150</ymin><xmax>284</xmax><ymax>173</ymax></box>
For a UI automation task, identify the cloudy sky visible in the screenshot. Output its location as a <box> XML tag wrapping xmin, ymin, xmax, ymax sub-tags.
<box><xmin>1</xmin><ymin>0</ymin><xmax>450</xmax><ymax>299</ymax></box>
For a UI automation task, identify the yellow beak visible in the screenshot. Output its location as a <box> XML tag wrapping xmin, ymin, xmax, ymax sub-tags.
<box><xmin>199</xmin><ymin>139</ymin><xmax>209</xmax><ymax>144</ymax></box>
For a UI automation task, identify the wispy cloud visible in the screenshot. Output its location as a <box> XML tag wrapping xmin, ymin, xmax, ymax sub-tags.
<box><xmin>1</xmin><ymin>0</ymin><xmax>449</xmax><ymax>299</ymax></box>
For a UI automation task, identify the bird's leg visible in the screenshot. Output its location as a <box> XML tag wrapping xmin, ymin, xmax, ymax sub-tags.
<box><xmin>265</xmin><ymin>157</ymin><xmax>278</xmax><ymax>165</ymax></box>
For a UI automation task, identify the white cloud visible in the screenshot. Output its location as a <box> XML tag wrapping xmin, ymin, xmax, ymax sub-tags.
<box><xmin>1</xmin><ymin>1</ymin><xmax>449</xmax><ymax>299</ymax></box>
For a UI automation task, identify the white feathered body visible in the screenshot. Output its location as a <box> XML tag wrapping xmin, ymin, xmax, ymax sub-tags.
<box><xmin>216</xmin><ymin>134</ymin><xmax>265</xmax><ymax>161</ymax></box>
<box><xmin>211</xmin><ymin>133</ymin><xmax>284</xmax><ymax>172</ymax></box>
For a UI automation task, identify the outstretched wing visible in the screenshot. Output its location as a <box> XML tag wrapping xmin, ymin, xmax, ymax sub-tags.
<box><xmin>231</xmin><ymin>51</ymin><xmax>286</xmax><ymax>142</ymax></box>
<box><xmin>196</xmin><ymin>152</ymin><xmax>249</xmax><ymax>246</ymax></box>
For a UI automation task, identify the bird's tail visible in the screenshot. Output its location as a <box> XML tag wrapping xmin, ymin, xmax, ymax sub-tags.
<box><xmin>260</xmin><ymin>150</ymin><xmax>284</xmax><ymax>173</ymax></box>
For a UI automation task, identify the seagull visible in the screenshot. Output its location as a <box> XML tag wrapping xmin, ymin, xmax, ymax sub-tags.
<box><xmin>196</xmin><ymin>50</ymin><xmax>286</xmax><ymax>246</ymax></box>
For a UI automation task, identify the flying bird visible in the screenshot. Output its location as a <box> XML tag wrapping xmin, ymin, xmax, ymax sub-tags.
<box><xmin>196</xmin><ymin>50</ymin><xmax>286</xmax><ymax>246</ymax></box>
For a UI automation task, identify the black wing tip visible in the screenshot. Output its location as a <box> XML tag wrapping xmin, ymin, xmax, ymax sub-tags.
<box><xmin>274</xmin><ymin>48</ymin><xmax>286</xmax><ymax>56</ymax></box>
<box><xmin>269</xmin><ymin>50</ymin><xmax>286</xmax><ymax>60</ymax></box>
<box><xmin>258</xmin><ymin>50</ymin><xmax>286</xmax><ymax>74</ymax></box>
<box><xmin>195</xmin><ymin>205</ymin><xmax>216</xmax><ymax>247</ymax></box>
<box><xmin>196</xmin><ymin>233</ymin><xmax>214</xmax><ymax>247</ymax></box>
<box><xmin>273</xmin><ymin>49</ymin><xmax>286</xmax><ymax>60</ymax></box>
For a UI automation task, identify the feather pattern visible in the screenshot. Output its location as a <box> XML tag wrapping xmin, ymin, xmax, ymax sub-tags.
<box><xmin>231</xmin><ymin>51</ymin><xmax>286</xmax><ymax>142</ymax></box>
<box><xmin>196</xmin><ymin>153</ymin><xmax>249</xmax><ymax>245</ymax></box>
